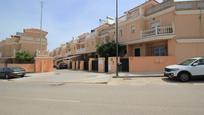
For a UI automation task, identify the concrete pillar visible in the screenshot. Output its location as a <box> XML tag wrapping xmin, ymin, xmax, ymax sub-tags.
<box><xmin>80</xmin><ymin>61</ymin><xmax>84</xmax><ymax>71</ymax></box>
<box><xmin>76</xmin><ymin>61</ymin><xmax>79</xmax><ymax>70</ymax></box>
<box><xmin>108</xmin><ymin>57</ymin><xmax>120</xmax><ymax>73</ymax></box>
<box><xmin>72</xmin><ymin>61</ymin><xmax>76</xmax><ymax>70</ymax></box>
<box><xmin>67</xmin><ymin>60</ymin><xmax>71</xmax><ymax>69</ymax></box>
<box><xmin>98</xmin><ymin>58</ymin><xmax>105</xmax><ymax>73</ymax></box>
<box><xmin>88</xmin><ymin>58</ymin><xmax>94</xmax><ymax>72</ymax></box>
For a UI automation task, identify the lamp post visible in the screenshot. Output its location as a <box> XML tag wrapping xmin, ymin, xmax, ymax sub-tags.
<box><xmin>115</xmin><ymin>0</ymin><xmax>119</xmax><ymax>77</ymax></box>
<box><xmin>40</xmin><ymin>0</ymin><xmax>43</xmax><ymax>53</ymax></box>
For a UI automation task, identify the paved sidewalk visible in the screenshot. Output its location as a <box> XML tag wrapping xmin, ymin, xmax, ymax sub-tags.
<box><xmin>10</xmin><ymin>70</ymin><xmax>112</xmax><ymax>84</ymax></box>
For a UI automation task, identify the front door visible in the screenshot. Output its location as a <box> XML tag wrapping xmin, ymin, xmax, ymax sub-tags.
<box><xmin>134</xmin><ymin>48</ymin><xmax>141</xmax><ymax>57</ymax></box>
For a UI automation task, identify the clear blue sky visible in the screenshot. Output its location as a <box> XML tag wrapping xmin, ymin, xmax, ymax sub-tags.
<box><xmin>0</xmin><ymin>0</ymin><xmax>168</xmax><ymax>51</ymax></box>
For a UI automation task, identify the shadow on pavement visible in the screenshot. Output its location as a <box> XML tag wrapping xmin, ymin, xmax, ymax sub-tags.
<box><xmin>0</xmin><ymin>75</ymin><xmax>31</xmax><ymax>81</ymax></box>
<box><xmin>162</xmin><ymin>77</ymin><xmax>204</xmax><ymax>84</ymax></box>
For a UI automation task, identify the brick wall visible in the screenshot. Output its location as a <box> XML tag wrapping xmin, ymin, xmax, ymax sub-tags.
<box><xmin>35</xmin><ymin>57</ymin><xmax>54</xmax><ymax>73</ymax></box>
<box><xmin>129</xmin><ymin>56</ymin><xmax>176</xmax><ymax>73</ymax></box>
<box><xmin>0</xmin><ymin>63</ymin><xmax>35</xmax><ymax>73</ymax></box>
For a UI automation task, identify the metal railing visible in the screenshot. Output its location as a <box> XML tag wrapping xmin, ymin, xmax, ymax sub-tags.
<box><xmin>141</xmin><ymin>25</ymin><xmax>174</xmax><ymax>38</ymax></box>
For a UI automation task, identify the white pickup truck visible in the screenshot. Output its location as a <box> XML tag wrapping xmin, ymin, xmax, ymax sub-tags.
<box><xmin>164</xmin><ymin>57</ymin><xmax>204</xmax><ymax>82</ymax></box>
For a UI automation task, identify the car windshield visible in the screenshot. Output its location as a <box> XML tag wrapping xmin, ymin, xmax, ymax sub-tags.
<box><xmin>179</xmin><ymin>59</ymin><xmax>197</xmax><ymax>66</ymax></box>
<box><xmin>11</xmin><ymin>67</ymin><xmax>24</xmax><ymax>72</ymax></box>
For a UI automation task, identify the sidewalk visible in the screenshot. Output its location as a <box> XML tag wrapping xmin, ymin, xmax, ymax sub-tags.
<box><xmin>8</xmin><ymin>70</ymin><xmax>164</xmax><ymax>84</ymax></box>
<box><xmin>11</xmin><ymin>70</ymin><xmax>112</xmax><ymax>84</ymax></box>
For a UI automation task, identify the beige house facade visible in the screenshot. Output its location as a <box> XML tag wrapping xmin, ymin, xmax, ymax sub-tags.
<box><xmin>0</xmin><ymin>28</ymin><xmax>48</xmax><ymax>58</ymax></box>
<box><xmin>118</xmin><ymin>0</ymin><xmax>204</xmax><ymax>63</ymax></box>
<box><xmin>51</xmin><ymin>0</ymin><xmax>204</xmax><ymax>73</ymax></box>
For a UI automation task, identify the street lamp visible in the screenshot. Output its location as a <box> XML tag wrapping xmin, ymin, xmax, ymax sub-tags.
<box><xmin>40</xmin><ymin>0</ymin><xmax>43</xmax><ymax>53</ymax></box>
<box><xmin>115</xmin><ymin>0</ymin><xmax>119</xmax><ymax>77</ymax></box>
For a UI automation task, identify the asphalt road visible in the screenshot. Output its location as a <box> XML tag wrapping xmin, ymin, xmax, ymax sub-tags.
<box><xmin>0</xmin><ymin>80</ymin><xmax>204</xmax><ymax>115</ymax></box>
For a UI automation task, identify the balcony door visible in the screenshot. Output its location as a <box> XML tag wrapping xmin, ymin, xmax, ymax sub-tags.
<box><xmin>151</xmin><ymin>22</ymin><xmax>160</xmax><ymax>29</ymax></box>
<box><xmin>134</xmin><ymin>48</ymin><xmax>141</xmax><ymax>57</ymax></box>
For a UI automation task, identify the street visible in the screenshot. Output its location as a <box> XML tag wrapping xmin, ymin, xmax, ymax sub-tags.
<box><xmin>0</xmin><ymin>70</ymin><xmax>204</xmax><ymax>115</ymax></box>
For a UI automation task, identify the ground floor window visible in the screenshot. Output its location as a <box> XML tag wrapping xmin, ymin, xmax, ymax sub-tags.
<box><xmin>153</xmin><ymin>46</ymin><xmax>166</xmax><ymax>56</ymax></box>
<box><xmin>134</xmin><ymin>48</ymin><xmax>141</xmax><ymax>56</ymax></box>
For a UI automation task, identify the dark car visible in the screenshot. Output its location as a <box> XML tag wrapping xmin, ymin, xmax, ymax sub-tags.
<box><xmin>57</xmin><ymin>63</ymin><xmax>68</xmax><ymax>69</ymax></box>
<box><xmin>0</xmin><ymin>67</ymin><xmax>26</xmax><ymax>79</ymax></box>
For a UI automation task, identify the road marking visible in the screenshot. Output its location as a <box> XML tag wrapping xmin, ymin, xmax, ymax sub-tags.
<box><xmin>0</xmin><ymin>96</ymin><xmax>80</xmax><ymax>103</ymax></box>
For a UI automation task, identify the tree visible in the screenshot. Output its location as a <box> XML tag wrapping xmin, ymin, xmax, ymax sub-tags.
<box><xmin>96</xmin><ymin>40</ymin><xmax>124</xmax><ymax>58</ymax></box>
<box><xmin>15</xmin><ymin>51</ymin><xmax>34</xmax><ymax>63</ymax></box>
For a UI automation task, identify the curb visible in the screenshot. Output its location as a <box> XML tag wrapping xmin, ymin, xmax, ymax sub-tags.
<box><xmin>8</xmin><ymin>76</ymin><xmax>112</xmax><ymax>85</ymax></box>
<box><xmin>112</xmin><ymin>75</ymin><xmax>164</xmax><ymax>78</ymax></box>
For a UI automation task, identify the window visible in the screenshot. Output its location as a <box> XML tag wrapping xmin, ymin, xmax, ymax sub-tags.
<box><xmin>0</xmin><ymin>68</ymin><xmax>4</xmax><ymax>73</ymax></box>
<box><xmin>131</xmin><ymin>25</ymin><xmax>136</xmax><ymax>33</ymax></box>
<box><xmin>153</xmin><ymin>46</ymin><xmax>166</xmax><ymax>56</ymax></box>
<box><xmin>198</xmin><ymin>59</ymin><xmax>204</xmax><ymax>65</ymax></box>
<box><xmin>119</xmin><ymin>29</ymin><xmax>123</xmax><ymax>37</ymax></box>
<box><xmin>179</xmin><ymin>59</ymin><xmax>197</xmax><ymax>66</ymax></box>
<box><xmin>134</xmin><ymin>48</ymin><xmax>141</xmax><ymax>56</ymax></box>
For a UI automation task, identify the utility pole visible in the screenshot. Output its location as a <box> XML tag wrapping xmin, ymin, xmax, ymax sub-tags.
<box><xmin>40</xmin><ymin>0</ymin><xmax>43</xmax><ymax>52</ymax></box>
<box><xmin>115</xmin><ymin>0</ymin><xmax>119</xmax><ymax>77</ymax></box>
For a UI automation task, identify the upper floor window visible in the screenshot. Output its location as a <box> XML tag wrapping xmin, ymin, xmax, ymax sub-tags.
<box><xmin>131</xmin><ymin>25</ymin><xmax>136</xmax><ymax>33</ymax></box>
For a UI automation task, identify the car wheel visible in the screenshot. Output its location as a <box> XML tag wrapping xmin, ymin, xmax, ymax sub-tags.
<box><xmin>179</xmin><ymin>72</ymin><xmax>190</xmax><ymax>82</ymax></box>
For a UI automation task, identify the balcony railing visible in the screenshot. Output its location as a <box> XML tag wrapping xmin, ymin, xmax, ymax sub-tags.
<box><xmin>141</xmin><ymin>25</ymin><xmax>174</xmax><ymax>39</ymax></box>
<box><xmin>65</xmin><ymin>51</ymin><xmax>71</xmax><ymax>56</ymax></box>
<box><xmin>145</xmin><ymin>0</ymin><xmax>174</xmax><ymax>16</ymax></box>
<box><xmin>76</xmin><ymin>48</ymin><xmax>85</xmax><ymax>54</ymax></box>
<box><xmin>175</xmin><ymin>1</ymin><xmax>204</xmax><ymax>11</ymax></box>
<box><xmin>36</xmin><ymin>50</ymin><xmax>49</xmax><ymax>57</ymax></box>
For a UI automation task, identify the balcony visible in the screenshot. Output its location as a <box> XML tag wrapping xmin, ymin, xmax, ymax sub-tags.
<box><xmin>175</xmin><ymin>1</ymin><xmax>204</xmax><ymax>11</ymax></box>
<box><xmin>36</xmin><ymin>50</ymin><xmax>49</xmax><ymax>57</ymax></box>
<box><xmin>76</xmin><ymin>48</ymin><xmax>85</xmax><ymax>54</ymax></box>
<box><xmin>145</xmin><ymin>0</ymin><xmax>174</xmax><ymax>16</ymax></box>
<box><xmin>141</xmin><ymin>25</ymin><xmax>174</xmax><ymax>39</ymax></box>
<box><xmin>98</xmin><ymin>29</ymin><xmax>110</xmax><ymax>37</ymax></box>
<box><xmin>65</xmin><ymin>51</ymin><xmax>71</xmax><ymax>56</ymax></box>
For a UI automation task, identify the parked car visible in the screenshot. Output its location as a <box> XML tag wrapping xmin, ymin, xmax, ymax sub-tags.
<box><xmin>164</xmin><ymin>57</ymin><xmax>204</xmax><ymax>82</ymax></box>
<box><xmin>57</xmin><ymin>63</ymin><xmax>68</xmax><ymax>69</ymax></box>
<box><xmin>0</xmin><ymin>67</ymin><xmax>26</xmax><ymax>79</ymax></box>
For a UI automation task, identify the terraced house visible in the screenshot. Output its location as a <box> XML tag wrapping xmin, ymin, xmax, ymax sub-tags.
<box><xmin>51</xmin><ymin>0</ymin><xmax>204</xmax><ymax>73</ymax></box>
<box><xmin>0</xmin><ymin>28</ymin><xmax>48</xmax><ymax>59</ymax></box>
<box><xmin>0</xmin><ymin>28</ymin><xmax>54</xmax><ymax>73</ymax></box>
<box><xmin>51</xmin><ymin>19</ymin><xmax>115</xmax><ymax>68</ymax></box>
<box><xmin>118</xmin><ymin>0</ymin><xmax>204</xmax><ymax>72</ymax></box>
